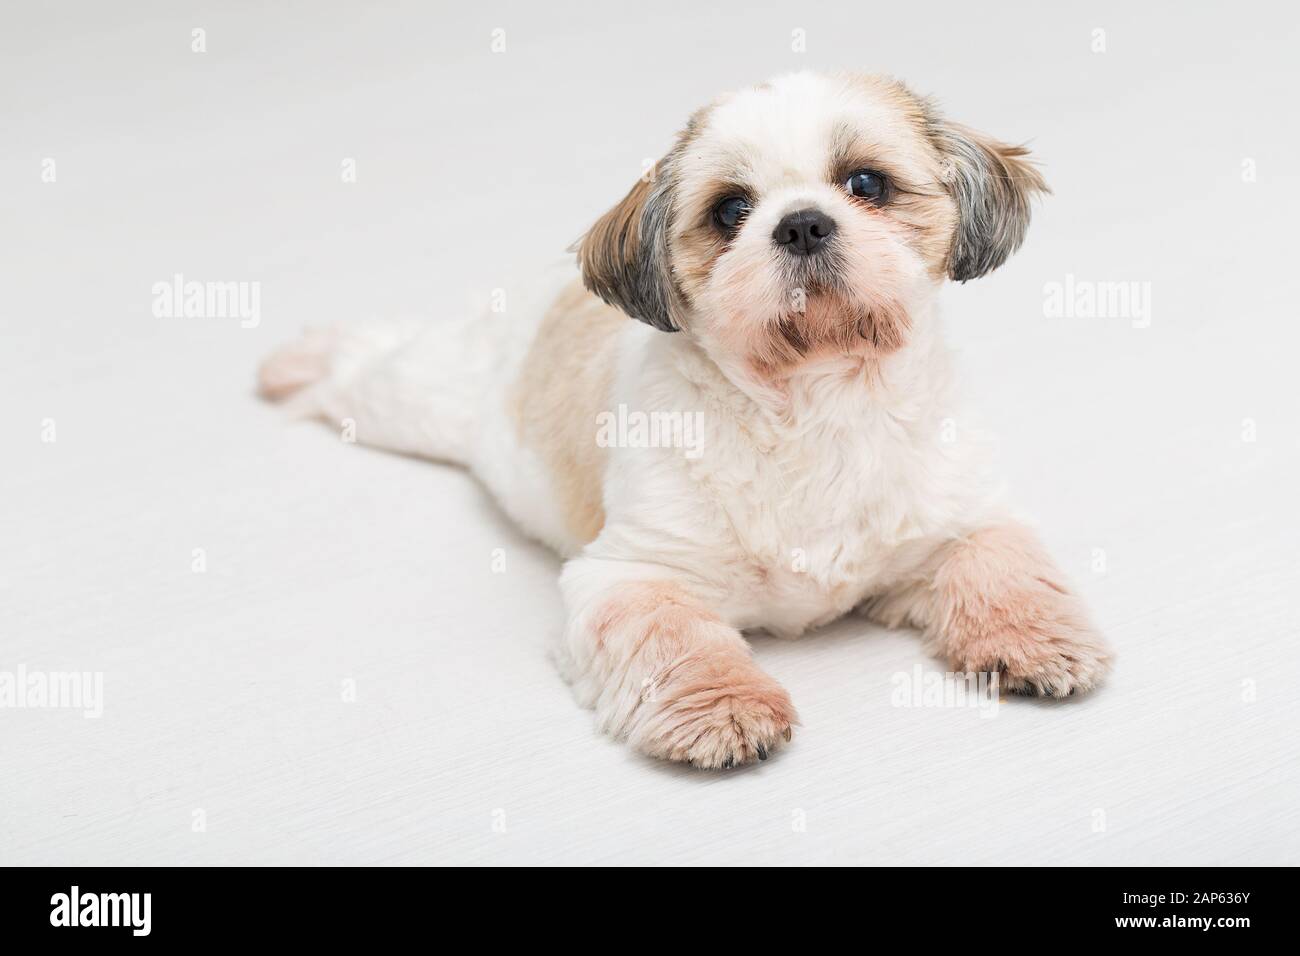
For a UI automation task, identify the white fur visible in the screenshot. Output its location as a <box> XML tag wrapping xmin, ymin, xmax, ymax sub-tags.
<box><xmin>263</xmin><ymin>275</ymin><xmax>1007</xmax><ymax>661</ymax></box>
<box><xmin>576</xmin><ymin>305</ymin><xmax>1004</xmax><ymax>637</ymax></box>
<box><xmin>261</xmin><ymin>73</ymin><xmax>1106</xmax><ymax>769</ymax></box>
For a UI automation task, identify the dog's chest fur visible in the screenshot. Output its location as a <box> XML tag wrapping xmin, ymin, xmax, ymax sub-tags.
<box><xmin>614</xmin><ymin>326</ymin><xmax>995</xmax><ymax>637</ymax></box>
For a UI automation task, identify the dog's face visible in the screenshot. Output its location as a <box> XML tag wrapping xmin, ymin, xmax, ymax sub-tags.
<box><xmin>579</xmin><ymin>72</ymin><xmax>1047</xmax><ymax>374</ymax></box>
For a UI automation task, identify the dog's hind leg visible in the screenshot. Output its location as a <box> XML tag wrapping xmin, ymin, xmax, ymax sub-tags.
<box><xmin>257</xmin><ymin>275</ymin><xmax>626</xmax><ymax>557</ymax></box>
<box><xmin>258</xmin><ymin>314</ymin><xmax>507</xmax><ymax>467</ymax></box>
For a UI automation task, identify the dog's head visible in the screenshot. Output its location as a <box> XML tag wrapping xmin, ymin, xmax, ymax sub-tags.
<box><xmin>577</xmin><ymin>72</ymin><xmax>1047</xmax><ymax>374</ymax></box>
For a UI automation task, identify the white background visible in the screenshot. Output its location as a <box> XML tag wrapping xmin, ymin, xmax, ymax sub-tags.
<box><xmin>2</xmin><ymin>1</ymin><xmax>1298</xmax><ymax>865</ymax></box>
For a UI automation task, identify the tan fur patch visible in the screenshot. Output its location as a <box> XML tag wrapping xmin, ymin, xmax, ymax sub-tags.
<box><xmin>509</xmin><ymin>280</ymin><xmax>625</xmax><ymax>546</ymax></box>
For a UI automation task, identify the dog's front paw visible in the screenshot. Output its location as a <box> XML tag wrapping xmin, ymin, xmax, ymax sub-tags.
<box><xmin>929</xmin><ymin>526</ymin><xmax>1113</xmax><ymax>698</ymax></box>
<box><xmin>947</xmin><ymin>589</ymin><xmax>1112</xmax><ymax>697</ymax></box>
<box><xmin>627</xmin><ymin>651</ymin><xmax>798</xmax><ymax>769</ymax></box>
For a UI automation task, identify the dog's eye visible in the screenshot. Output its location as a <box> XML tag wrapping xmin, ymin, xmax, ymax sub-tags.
<box><xmin>713</xmin><ymin>196</ymin><xmax>752</xmax><ymax>232</ymax></box>
<box><xmin>845</xmin><ymin>169</ymin><xmax>888</xmax><ymax>203</ymax></box>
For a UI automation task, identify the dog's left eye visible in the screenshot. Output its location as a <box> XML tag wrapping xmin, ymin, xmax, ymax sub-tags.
<box><xmin>713</xmin><ymin>196</ymin><xmax>752</xmax><ymax>232</ymax></box>
<box><xmin>845</xmin><ymin>169</ymin><xmax>888</xmax><ymax>203</ymax></box>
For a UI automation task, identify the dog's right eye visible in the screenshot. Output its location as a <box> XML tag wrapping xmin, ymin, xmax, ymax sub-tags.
<box><xmin>713</xmin><ymin>196</ymin><xmax>752</xmax><ymax>232</ymax></box>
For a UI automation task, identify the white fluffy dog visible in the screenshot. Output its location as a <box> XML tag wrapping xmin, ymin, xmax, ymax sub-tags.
<box><xmin>260</xmin><ymin>72</ymin><xmax>1112</xmax><ymax>769</ymax></box>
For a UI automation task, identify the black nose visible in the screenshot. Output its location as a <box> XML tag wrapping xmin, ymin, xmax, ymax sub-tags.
<box><xmin>772</xmin><ymin>208</ymin><xmax>836</xmax><ymax>255</ymax></box>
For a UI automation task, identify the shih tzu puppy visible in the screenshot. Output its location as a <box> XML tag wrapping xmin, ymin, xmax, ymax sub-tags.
<box><xmin>259</xmin><ymin>72</ymin><xmax>1112</xmax><ymax>769</ymax></box>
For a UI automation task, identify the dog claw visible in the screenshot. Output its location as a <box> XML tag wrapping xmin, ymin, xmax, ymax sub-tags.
<box><xmin>721</xmin><ymin>754</ymin><xmax>735</xmax><ymax>769</ymax></box>
<box><xmin>783</xmin><ymin>726</ymin><xmax>792</xmax><ymax>742</ymax></box>
<box><xmin>756</xmin><ymin>743</ymin><xmax>768</xmax><ymax>761</ymax></box>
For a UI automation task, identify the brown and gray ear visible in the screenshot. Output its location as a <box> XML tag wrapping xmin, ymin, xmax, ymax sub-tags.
<box><xmin>930</xmin><ymin>121</ymin><xmax>1049</xmax><ymax>281</ymax></box>
<box><xmin>574</xmin><ymin>164</ymin><xmax>680</xmax><ymax>332</ymax></box>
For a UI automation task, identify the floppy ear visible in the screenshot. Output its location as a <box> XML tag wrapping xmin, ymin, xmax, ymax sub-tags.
<box><xmin>574</xmin><ymin>164</ymin><xmax>680</xmax><ymax>332</ymax></box>
<box><xmin>930</xmin><ymin>121</ymin><xmax>1049</xmax><ymax>281</ymax></box>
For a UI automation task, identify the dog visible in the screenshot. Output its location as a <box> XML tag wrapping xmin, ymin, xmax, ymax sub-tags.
<box><xmin>259</xmin><ymin>72</ymin><xmax>1112</xmax><ymax>769</ymax></box>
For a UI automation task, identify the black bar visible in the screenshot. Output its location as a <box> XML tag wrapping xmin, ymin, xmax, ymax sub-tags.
<box><xmin>0</xmin><ymin>866</ymin><xmax>1286</xmax><ymax>942</ymax></box>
